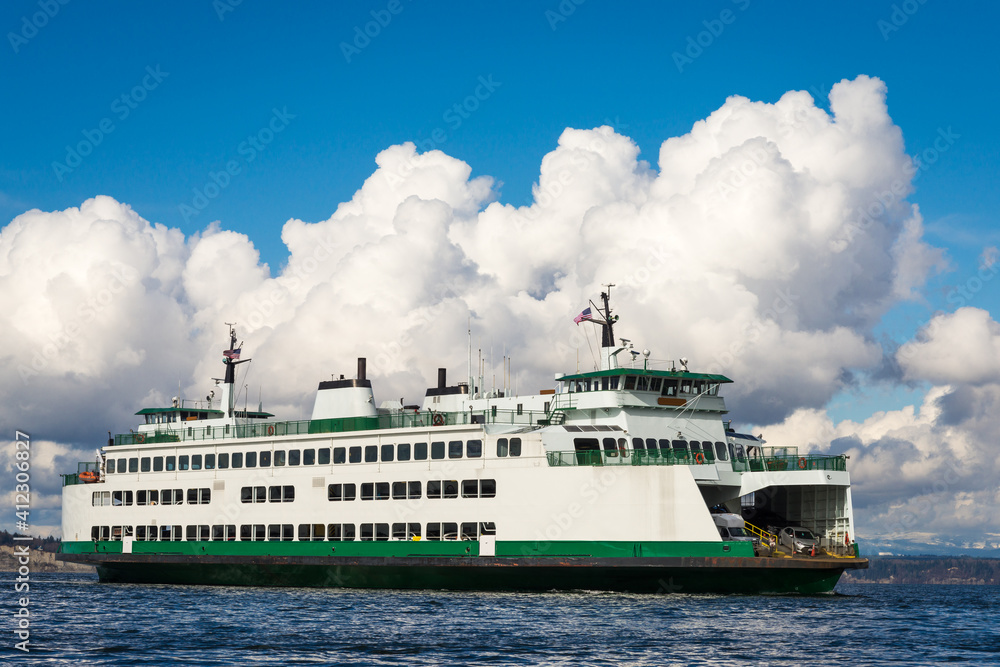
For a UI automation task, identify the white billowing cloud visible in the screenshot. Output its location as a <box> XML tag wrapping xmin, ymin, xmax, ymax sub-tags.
<box><xmin>899</xmin><ymin>307</ymin><xmax>1000</xmax><ymax>385</ymax></box>
<box><xmin>0</xmin><ymin>76</ymin><xmax>957</xmax><ymax>538</ymax></box>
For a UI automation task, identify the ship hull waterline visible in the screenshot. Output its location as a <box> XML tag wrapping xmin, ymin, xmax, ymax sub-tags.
<box><xmin>58</xmin><ymin>552</ymin><xmax>868</xmax><ymax>594</ymax></box>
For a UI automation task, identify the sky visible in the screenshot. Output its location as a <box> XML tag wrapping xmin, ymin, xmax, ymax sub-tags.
<box><xmin>2</xmin><ymin>1</ymin><xmax>999</xmax><ymax>555</ymax></box>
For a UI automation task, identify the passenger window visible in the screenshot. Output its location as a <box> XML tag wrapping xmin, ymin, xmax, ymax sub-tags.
<box><xmin>427</xmin><ymin>481</ymin><xmax>442</xmax><ymax>499</ymax></box>
<box><xmin>349</xmin><ymin>446</ymin><xmax>362</xmax><ymax>463</ymax></box>
<box><xmin>448</xmin><ymin>441</ymin><xmax>463</xmax><ymax>459</ymax></box>
<box><xmin>333</xmin><ymin>447</ymin><xmax>346</xmax><ymax>464</ymax></box>
<box><xmin>443</xmin><ymin>480</ymin><xmax>458</xmax><ymax>499</ymax></box>
<box><xmin>205</xmin><ymin>454</ymin><xmax>215</xmax><ymax>470</ymax></box>
<box><xmin>467</xmin><ymin>439</ymin><xmax>482</xmax><ymax>458</ymax></box>
<box><xmin>179</xmin><ymin>456</ymin><xmax>189</xmax><ymax>471</ymax></box>
<box><xmin>375</xmin><ymin>523</ymin><xmax>390</xmax><ymax>541</ymax></box>
<box><xmin>442</xmin><ymin>523</ymin><xmax>458</xmax><ymax>540</ymax></box>
<box><xmin>232</xmin><ymin>452</ymin><xmax>244</xmax><ymax>468</ymax></box>
<box><xmin>414</xmin><ymin>442</ymin><xmax>428</xmax><ymax>460</ymax></box>
<box><xmin>303</xmin><ymin>449</ymin><xmax>315</xmax><ymax>465</ymax></box>
<box><xmin>392</xmin><ymin>481</ymin><xmax>407</xmax><ymax>499</ymax></box>
<box><xmin>426</xmin><ymin>523</ymin><xmax>441</xmax><ymax>540</ymax></box>
<box><xmin>318</xmin><ymin>448</ymin><xmax>331</xmax><ymax>465</ymax></box>
<box><xmin>381</xmin><ymin>444</ymin><xmax>394</xmax><ymax>462</ymax></box>
<box><xmin>509</xmin><ymin>438</ymin><xmax>521</xmax><ymax>457</ymax></box>
<box><xmin>397</xmin><ymin>443</ymin><xmax>410</xmax><ymax>461</ymax></box>
<box><xmin>603</xmin><ymin>438</ymin><xmax>618</xmax><ymax>457</ymax></box>
<box><xmin>715</xmin><ymin>441</ymin><xmax>728</xmax><ymax>461</ymax></box>
<box><xmin>407</xmin><ymin>481</ymin><xmax>421</xmax><ymax>498</ymax></box>
<box><xmin>462</xmin><ymin>480</ymin><xmax>478</xmax><ymax>498</ymax></box>
<box><xmin>153</xmin><ymin>456</ymin><xmax>163</xmax><ymax>472</ymax></box>
<box><xmin>289</xmin><ymin>450</ymin><xmax>301</xmax><ymax>466</ymax></box>
<box><xmin>140</xmin><ymin>457</ymin><xmax>151</xmax><ymax>472</ymax></box>
<box><xmin>259</xmin><ymin>451</ymin><xmax>271</xmax><ymax>467</ymax></box>
<box><xmin>190</xmin><ymin>455</ymin><xmax>201</xmax><ymax>471</ymax></box>
<box><xmin>274</xmin><ymin>451</ymin><xmax>286</xmax><ymax>466</ymax></box>
<box><xmin>431</xmin><ymin>441</ymin><xmax>445</xmax><ymax>460</ymax></box>
<box><xmin>365</xmin><ymin>445</ymin><xmax>378</xmax><ymax>462</ymax></box>
<box><xmin>361</xmin><ymin>483</ymin><xmax>374</xmax><ymax>500</ymax></box>
<box><xmin>107</xmin><ymin>460</ymin><xmax>116</xmax><ymax>474</ymax></box>
<box><xmin>375</xmin><ymin>482</ymin><xmax>389</xmax><ymax>500</ymax></box>
<box><xmin>461</xmin><ymin>523</ymin><xmax>478</xmax><ymax>540</ymax></box>
<box><xmin>218</xmin><ymin>453</ymin><xmax>229</xmax><ymax>469</ymax></box>
<box><xmin>497</xmin><ymin>438</ymin><xmax>508</xmax><ymax>457</ymax></box>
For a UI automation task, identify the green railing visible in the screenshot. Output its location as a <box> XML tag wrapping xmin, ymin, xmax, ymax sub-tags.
<box><xmin>546</xmin><ymin>449</ymin><xmax>846</xmax><ymax>471</ymax></box>
<box><xmin>61</xmin><ymin>461</ymin><xmax>100</xmax><ymax>487</ymax></box>
<box><xmin>113</xmin><ymin>408</ymin><xmax>550</xmax><ymax>446</ymax></box>
<box><xmin>748</xmin><ymin>455</ymin><xmax>846</xmax><ymax>472</ymax></box>
<box><xmin>546</xmin><ymin>449</ymin><xmax>713</xmax><ymax>467</ymax></box>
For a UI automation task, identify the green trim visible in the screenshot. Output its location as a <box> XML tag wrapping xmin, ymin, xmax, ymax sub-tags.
<box><xmin>558</xmin><ymin>369</ymin><xmax>733</xmax><ymax>383</ymax></box>
<box><xmin>60</xmin><ymin>539</ymin><xmax>752</xmax><ymax>559</ymax></box>
<box><xmin>135</xmin><ymin>407</ymin><xmax>226</xmax><ymax>416</ymax></box>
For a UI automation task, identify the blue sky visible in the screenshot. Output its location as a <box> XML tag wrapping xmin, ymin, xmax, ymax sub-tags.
<box><xmin>4</xmin><ymin>2</ymin><xmax>996</xmax><ymax>281</ymax></box>
<box><xmin>3</xmin><ymin>2</ymin><xmax>1000</xmax><ymax>552</ymax></box>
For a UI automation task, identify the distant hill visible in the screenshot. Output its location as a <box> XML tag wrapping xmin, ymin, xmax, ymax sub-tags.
<box><xmin>0</xmin><ymin>530</ymin><xmax>61</xmax><ymax>553</ymax></box>
<box><xmin>842</xmin><ymin>556</ymin><xmax>1000</xmax><ymax>585</ymax></box>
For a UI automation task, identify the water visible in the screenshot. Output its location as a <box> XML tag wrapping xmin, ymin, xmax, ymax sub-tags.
<box><xmin>4</xmin><ymin>573</ymin><xmax>999</xmax><ymax>665</ymax></box>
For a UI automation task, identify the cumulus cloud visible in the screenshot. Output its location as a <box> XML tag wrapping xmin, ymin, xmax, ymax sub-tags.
<box><xmin>899</xmin><ymin>308</ymin><xmax>1000</xmax><ymax>385</ymax></box>
<box><xmin>1</xmin><ymin>75</ymin><xmax>955</xmax><ymax>537</ymax></box>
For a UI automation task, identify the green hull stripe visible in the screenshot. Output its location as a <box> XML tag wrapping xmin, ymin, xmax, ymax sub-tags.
<box><xmin>60</xmin><ymin>539</ymin><xmax>754</xmax><ymax>559</ymax></box>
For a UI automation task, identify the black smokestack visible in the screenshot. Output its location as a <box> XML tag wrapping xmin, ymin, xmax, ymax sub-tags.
<box><xmin>358</xmin><ymin>358</ymin><xmax>367</xmax><ymax>381</ymax></box>
<box><xmin>437</xmin><ymin>368</ymin><xmax>447</xmax><ymax>389</ymax></box>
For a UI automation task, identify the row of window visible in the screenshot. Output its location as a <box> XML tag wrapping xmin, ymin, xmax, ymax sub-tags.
<box><xmin>572</xmin><ymin>437</ymin><xmax>748</xmax><ymax>462</ymax></box>
<box><xmin>92</xmin><ymin>521</ymin><xmax>497</xmax><ymax>542</ymax></box>
<box><xmin>240</xmin><ymin>485</ymin><xmax>296</xmax><ymax>503</ymax></box>
<box><xmin>92</xmin><ymin>488</ymin><xmax>211</xmax><ymax>507</ymax></box>
<box><xmin>567</xmin><ymin>376</ymin><xmax>721</xmax><ymax>397</ymax></box>
<box><xmin>106</xmin><ymin>438</ymin><xmax>523</xmax><ymax>474</ymax></box>
<box><xmin>328</xmin><ymin>479</ymin><xmax>497</xmax><ymax>502</ymax></box>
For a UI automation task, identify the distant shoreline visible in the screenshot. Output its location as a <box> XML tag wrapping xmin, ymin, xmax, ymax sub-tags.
<box><xmin>842</xmin><ymin>556</ymin><xmax>1000</xmax><ymax>585</ymax></box>
<box><xmin>0</xmin><ymin>545</ymin><xmax>95</xmax><ymax>573</ymax></box>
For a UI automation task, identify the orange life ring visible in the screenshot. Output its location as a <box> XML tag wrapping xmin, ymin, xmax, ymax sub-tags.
<box><xmin>135</xmin><ymin>434</ymin><xmax>145</xmax><ymax>444</ymax></box>
<box><xmin>267</xmin><ymin>425</ymin><xmax>275</xmax><ymax>436</ymax></box>
<box><xmin>798</xmin><ymin>457</ymin><xmax>807</xmax><ymax>469</ymax></box>
<box><xmin>431</xmin><ymin>414</ymin><xmax>445</xmax><ymax>427</ymax></box>
<box><xmin>694</xmin><ymin>452</ymin><xmax>705</xmax><ymax>464</ymax></box>
<box><xmin>79</xmin><ymin>471</ymin><xmax>99</xmax><ymax>483</ymax></box>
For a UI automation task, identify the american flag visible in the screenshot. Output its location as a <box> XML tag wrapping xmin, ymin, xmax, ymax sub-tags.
<box><xmin>223</xmin><ymin>348</ymin><xmax>241</xmax><ymax>360</ymax></box>
<box><xmin>573</xmin><ymin>307</ymin><xmax>593</xmax><ymax>324</ymax></box>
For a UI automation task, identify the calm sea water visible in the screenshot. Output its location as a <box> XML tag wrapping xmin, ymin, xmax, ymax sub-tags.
<box><xmin>3</xmin><ymin>573</ymin><xmax>999</xmax><ymax>666</ymax></box>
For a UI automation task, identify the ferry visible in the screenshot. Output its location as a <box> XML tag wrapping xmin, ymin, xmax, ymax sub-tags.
<box><xmin>57</xmin><ymin>291</ymin><xmax>868</xmax><ymax>593</ymax></box>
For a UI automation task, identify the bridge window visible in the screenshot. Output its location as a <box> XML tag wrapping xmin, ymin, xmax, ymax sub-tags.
<box><xmin>662</xmin><ymin>380</ymin><xmax>678</xmax><ymax>397</ymax></box>
<box><xmin>636</xmin><ymin>377</ymin><xmax>649</xmax><ymax>391</ymax></box>
<box><xmin>624</xmin><ymin>376</ymin><xmax>636</xmax><ymax>390</ymax></box>
<box><xmin>715</xmin><ymin>441</ymin><xmax>728</xmax><ymax>461</ymax></box>
<box><xmin>650</xmin><ymin>378</ymin><xmax>662</xmax><ymax>392</ymax></box>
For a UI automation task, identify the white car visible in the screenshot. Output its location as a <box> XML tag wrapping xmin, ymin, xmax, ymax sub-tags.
<box><xmin>778</xmin><ymin>526</ymin><xmax>820</xmax><ymax>554</ymax></box>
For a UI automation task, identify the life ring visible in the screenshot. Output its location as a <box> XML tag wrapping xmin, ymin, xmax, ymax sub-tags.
<box><xmin>79</xmin><ymin>471</ymin><xmax>99</xmax><ymax>483</ymax></box>
<box><xmin>798</xmin><ymin>457</ymin><xmax>807</xmax><ymax>470</ymax></box>
<box><xmin>694</xmin><ymin>452</ymin><xmax>705</xmax><ymax>464</ymax></box>
<box><xmin>135</xmin><ymin>434</ymin><xmax>145</xmax><ymax>444</ymax></box>
<box><xmin>267</xmin><ymin>425</ymin><xmax>275</xmax><ymax>436</ymax></box>
<box><xmin>431</xmin><ymin>414</ymin><xmax>445</xmax><ymax>427</ymax></box>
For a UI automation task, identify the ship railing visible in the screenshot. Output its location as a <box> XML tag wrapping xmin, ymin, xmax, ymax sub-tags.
<box><xmin>546</xmin><ymin>450</ymin><xmax>847</xmax><ymax>471</ymax></box>
<box><xmin>61</xmin><ymin>461</ymin><xmax>101</xmax><ymax>487</ymax></box>
<box><xmin>546</xmin><ymin>449</ymin><xmax>715</xmax><ymax>467</ymax></box>
<box><xmin>111</xmin><ymin>408</ymin><xmax>550</xmax><ymax>445</ymax></box>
